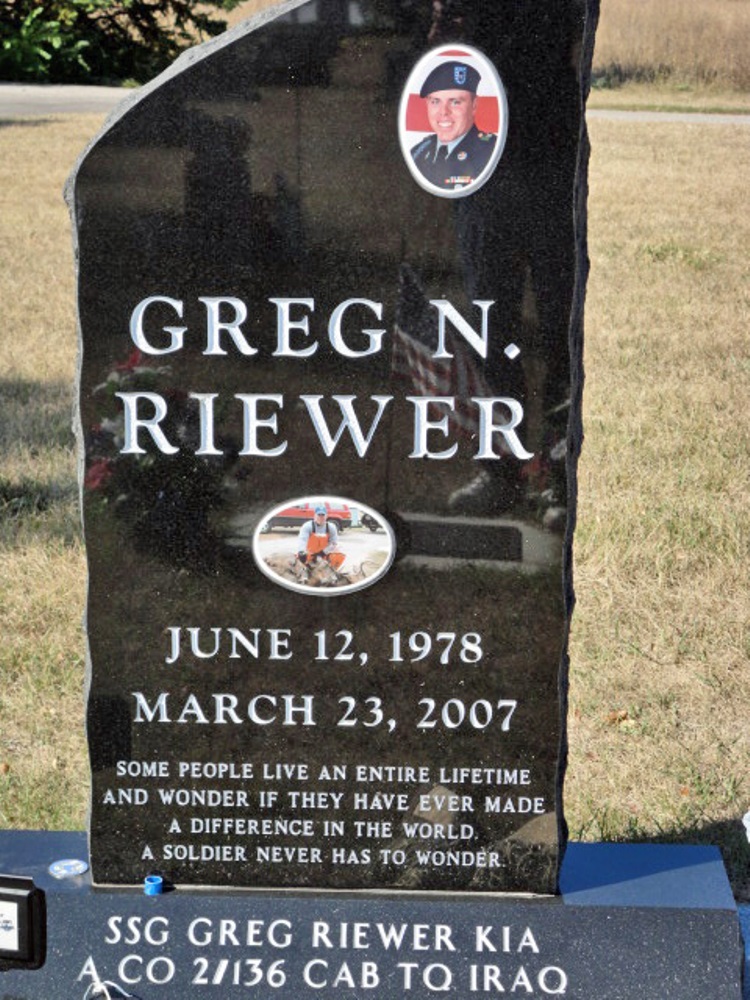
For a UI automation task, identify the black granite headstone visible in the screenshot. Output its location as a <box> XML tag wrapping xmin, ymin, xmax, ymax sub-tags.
<box><xmin>68</xmin><ymin>0</ymin><xmax>597</xmax><ymax>893</ymax></box>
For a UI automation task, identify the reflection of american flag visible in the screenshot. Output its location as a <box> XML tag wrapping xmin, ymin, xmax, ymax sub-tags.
<box><xmin>392</xmin><ymin>265</ymin><xmax>492</xmax><ymax>438</ymax></box>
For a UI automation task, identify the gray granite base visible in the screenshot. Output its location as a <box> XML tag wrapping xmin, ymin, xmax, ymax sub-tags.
<box><xmin>0</xmin><ymin>833</ymin><xmax>743</xmax><ymax>998</ymax></box>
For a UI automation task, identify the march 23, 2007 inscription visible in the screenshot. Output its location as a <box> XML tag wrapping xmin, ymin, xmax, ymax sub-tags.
<box><xmin>70</xmin><ymin>0</ymin><xmax>591</xmax><ymax>894</ymax></box>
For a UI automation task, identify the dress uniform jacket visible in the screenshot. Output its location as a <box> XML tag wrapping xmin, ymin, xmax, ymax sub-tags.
<box><xmin>410</xmin><ymin>125</ymin><xmax>497</xmax><ymax>191</ymax></box>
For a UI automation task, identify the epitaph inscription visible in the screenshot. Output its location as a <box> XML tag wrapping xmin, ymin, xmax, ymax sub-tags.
<box><xmin>69</xmin><ymin>0</ymin><xmax>595</xmax><ymax>892</ymax></box>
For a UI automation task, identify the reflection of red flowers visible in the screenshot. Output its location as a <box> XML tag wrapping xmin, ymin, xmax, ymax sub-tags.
<box><xmin>116</xmin><ymin>348</ymin><xmax>144</xmax><ymax>372</ymax></box>
<box><xmin>521</xmin><ymin>454</ymin><xmax>547</xmax><ymax>491</ymax></box>
<box><xmin>85</xmin><ymin>459</ymin><xmax>114</xmax><ymax>490</ymax></box>
<box><xmin>164</xmin><ymin>388</ymin><xmax>188</xmax><ymax>402</ymax></box>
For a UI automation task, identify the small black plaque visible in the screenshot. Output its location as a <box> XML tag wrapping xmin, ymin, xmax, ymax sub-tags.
<box><xmin>0</xmin><ymin>874</ymin><xmax>46</xmax><ymax>971</ymax></box>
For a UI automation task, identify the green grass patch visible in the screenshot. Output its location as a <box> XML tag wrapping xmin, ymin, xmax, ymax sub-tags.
<box><xmin>639</xmin><ymin>240</ymin><xmax>724</xmax><ymax>270</ymax></box>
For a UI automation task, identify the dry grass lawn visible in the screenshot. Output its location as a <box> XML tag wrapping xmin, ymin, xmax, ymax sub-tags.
<box><xmin>0</xmin><ymin>116</ymin><xmax>89</xmax><ymax>828</ymax></box>
<box><xmin>568</xmin><ymin>119</ymin><xmax>750</xmax><ymax>899</ymax></box>
<box><xmin>594</xmin><ymin>0</ymin><xmax>750</xmax><ymax>91</ymax></box>
<box><xmin>0</xmin><ymin>9</ymin><xmax>748</xmax><ymax>898</ymax></box>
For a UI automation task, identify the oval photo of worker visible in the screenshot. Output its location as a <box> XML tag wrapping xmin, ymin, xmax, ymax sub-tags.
<box><xmin>399</xmin><ymin>44</ymin><xmax>507</xmax><ymax>199</ymax></box>
<box><xmin>252</xmin><ymin>496</ymin><xmax>396</xmax><ymax>596</ymax></box>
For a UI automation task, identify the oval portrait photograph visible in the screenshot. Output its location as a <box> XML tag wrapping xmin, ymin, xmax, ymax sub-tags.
<box><xmin>252</xmin><ymin>497</ymin><xmax>395</xmax><ymax>596</ymax></box>
<box><xmin>399</xmin><ymin>44</ymin><xmax>508</xmax><ymax>199</ymax></box>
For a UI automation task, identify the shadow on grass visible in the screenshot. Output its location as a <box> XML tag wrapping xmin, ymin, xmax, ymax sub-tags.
<box><xmin>0</xmin><ymin>377</ymin><xmax>77</xmax><ymax>518</ymax></box>
<box><xmin>0</xmin><ymin>117</ymin><xmax>55</xmax><ymax>129</ymax></box>
<box><xmin>0</xmin><ymin>477</ymin><xmax>57</xmax><ymax>515</ymax></box>
<box><xmin>592</xmin><ymin>63</ymin><xmax>685</xmax><ymax>90</ymax></box>
<box><xmin>0</xmin><ymin>377</ymin><xmax>75</xmax><ymax>447</ymax></box>
<box><xmin>0</xmin><ymin>474</ymin><xmax>78</xmax><ymax>520</ymax></box>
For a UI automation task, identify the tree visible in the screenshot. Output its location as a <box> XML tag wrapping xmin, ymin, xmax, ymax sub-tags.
<box><xmin>0</xmin><ymin>0</ymin><xmax>241</xmax><ymax>84</ymax></box>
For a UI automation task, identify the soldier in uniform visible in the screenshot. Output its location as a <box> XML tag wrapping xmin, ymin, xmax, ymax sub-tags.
<box><xmin>410</xmin><ymin>60</ymin><xmax>497</xmax><ymax>192</ymax></box>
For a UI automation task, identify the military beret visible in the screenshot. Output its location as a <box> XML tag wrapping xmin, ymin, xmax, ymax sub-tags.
<box><xmin>419</xmin><ymin>61</ymin><xmax>481</xmax><ymax>97</ymax></box>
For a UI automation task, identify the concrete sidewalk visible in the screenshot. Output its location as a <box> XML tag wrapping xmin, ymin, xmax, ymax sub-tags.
<box><xmin>2</xmin><ymin>82</ymin><xmax>750</xmax><ymax>127</ymax></box>
<box><xmin>588</xmin><ymin>106</ymin><xmax>750</xmax><ymax>126</ymax></box>
<box><xmin>0</xmin><ymin>82</ymin><xmax>128</xmax><ymax>116</ymax></box>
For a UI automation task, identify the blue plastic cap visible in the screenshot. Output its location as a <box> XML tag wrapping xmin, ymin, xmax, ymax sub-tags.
<box><xmin>144</xmin><ymin>875</ymin><xmax>163</xmax><ymax>896</ymax></box>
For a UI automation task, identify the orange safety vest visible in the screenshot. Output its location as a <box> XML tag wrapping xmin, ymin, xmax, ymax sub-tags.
<box><xmin>306</xmin><ymin>525</ymin><xmax>345</xmax><ymax>569</ymax></box>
